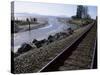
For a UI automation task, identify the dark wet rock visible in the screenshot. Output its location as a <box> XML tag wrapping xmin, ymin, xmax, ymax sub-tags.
<box><xmin>48</xmin><ymin>35</ymin><xmax>54</xmax><ymax>43</ymax></box>
<box><xmin>32</xmin><ymin>39</ymin><xmax>38</xmax><ymax>43</ymax></box>
<box><xmin>59</xmin><ymin>32</ymin><xmax>67</xmax><ymax>39</ymax></box>
<box><xmin>54</xmin><ymin>33</ymin><xmax>60</xmax><ymax>40</ymax></box>
<box><xmin>18</xmin><ymin>43</ymin><xmax>32</xmax><ymax>54</ymax></box>
<box><xmin>32</xmin><ymin>30</ymin><xmax>74</xmax><ymax>49</ymax></box>
<box><xmin>34</xmin><ymin>39</ymin><xmax>47</xmax><ymax>48</ymax></box>
<box><xmin>53</xmin><ymin>32</ymin><xmax>68</xmax><ymax>40</ymax></box>
<box><xmin>67</xmin><ymin>28</ymin><xmax>74</xmax><ymax>34</ymax></box>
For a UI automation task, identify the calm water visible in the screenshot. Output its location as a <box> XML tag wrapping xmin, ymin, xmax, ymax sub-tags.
<box><xmin>13</xmin><ymin>18</ymin><xmax>78</xmax><ymax>53</ymax></box>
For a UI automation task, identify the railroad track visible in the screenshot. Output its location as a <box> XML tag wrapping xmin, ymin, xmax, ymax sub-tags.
<box><xmin>38</xmin><ymin>21</ymin><xmax>97</xmax><ymax>72</ymax></box>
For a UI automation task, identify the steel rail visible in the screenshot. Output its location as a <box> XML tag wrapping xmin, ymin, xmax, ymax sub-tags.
<box><xmin>90</xmin><ymin>38</ymin><xmax>97</xmax><ymax>69</ymax></box>
<box><xmin>38</xmin><ymin>22</ymin><xmax>94</xmax><ymax>72</ymax></box>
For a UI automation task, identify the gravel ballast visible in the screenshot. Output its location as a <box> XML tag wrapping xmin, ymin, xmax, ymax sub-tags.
<box><xmin>14</xmin><ymin>24</ymin><xmax>92</xmax><ymax>73</ymax></box>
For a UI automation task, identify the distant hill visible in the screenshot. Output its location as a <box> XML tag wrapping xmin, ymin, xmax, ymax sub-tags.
<box><xmin>15</xmin><ymin>13</ymin><xmax>69</xmax><ymax>19</ymax></box>
<box><xmin>15</xmin><ymin>13</ymin><xmax>43</xmax><ymax>17</ymax></box>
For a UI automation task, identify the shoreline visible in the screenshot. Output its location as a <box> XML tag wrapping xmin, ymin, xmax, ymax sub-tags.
<box><xmin>12</xmin><ymin>23</ymin><xmax>79</xmax><ymax>53</ymax></box>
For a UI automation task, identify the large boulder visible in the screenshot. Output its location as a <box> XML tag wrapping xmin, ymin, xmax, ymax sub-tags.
<box><xmin>67</xmin><ymin>28</ymin><xmax>74</xmax><ymax>35</ymax></box>
<box><xmin>34</xmin><ymin>39</ymin><xmax>47</xmax><ymax>48</ymax></box>
<box><xmin>32</xmin><ymin>39</ymin><xmax>38</xmax><ymax>43</ymax></box>
<box><xmin>54</xmin><ymin>33</ymin><xmax>60</xmax><ymax>40</ymax></box>
<box><xmin>53</xmin><ymin>32</ymin><xmax>67</xmax><ymax>40</ymax></box>
<box><xmin>59</xmin><ymin>32</ymin><xmax>68</xmax><ymax>39</ymax></box>
<box><xmin>48</xmin><ymin>35</ymin><xmax>54</xmax><ymax>43</ymax></box>
<box><xmin>18</xmin><ymin>43</ymin><xmax>32</xmax><ymax>54</ymax></box>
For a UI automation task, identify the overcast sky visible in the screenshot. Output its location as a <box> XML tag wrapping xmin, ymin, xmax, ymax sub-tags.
<box><xmin>14</xmin><ymin>1</ymin><xmax>97</xmax><ymax>19</ymax></box>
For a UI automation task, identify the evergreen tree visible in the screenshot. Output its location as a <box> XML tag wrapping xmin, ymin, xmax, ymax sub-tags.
<box><xmin>26</xmin><ymin>18</ymin><xmax>30</xmax><ymax>30</ymax></box>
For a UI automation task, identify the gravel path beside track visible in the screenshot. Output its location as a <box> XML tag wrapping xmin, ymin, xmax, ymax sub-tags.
<box><xmin>14</xmin><ymin>23</ymin><xmax>95</xmax><ymax>73</ymax></box>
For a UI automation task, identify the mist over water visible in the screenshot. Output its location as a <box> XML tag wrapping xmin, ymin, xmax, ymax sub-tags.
<box><xmin>13</xmin><ymin>17</ymin><xmax>76</xmax><ymax>53</ymax></box>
